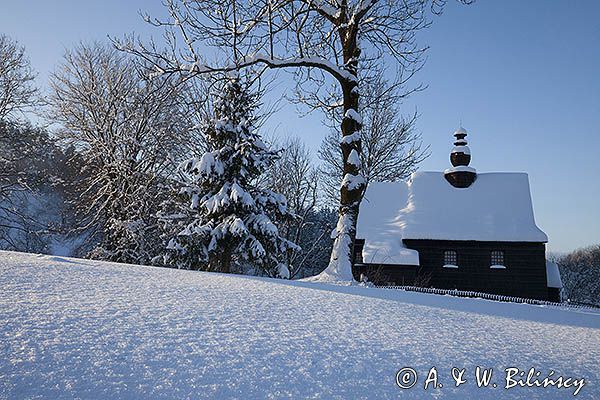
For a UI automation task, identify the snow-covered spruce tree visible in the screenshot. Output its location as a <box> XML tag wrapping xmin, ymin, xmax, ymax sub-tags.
<box><xmin>120</xmin><ymin>0</ymin><xmax>470</xmax><ymax>282</ymax></box>
<box><xmin>164</xmin><ymin>77</ymin><xmax>298</xmax><ymax>277</ymax></box>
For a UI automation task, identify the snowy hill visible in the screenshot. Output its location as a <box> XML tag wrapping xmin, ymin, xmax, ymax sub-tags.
<box><xmin>1</xmin><ymin>251</ymin><xmax>599</xmax><ymax>399</ymax></box>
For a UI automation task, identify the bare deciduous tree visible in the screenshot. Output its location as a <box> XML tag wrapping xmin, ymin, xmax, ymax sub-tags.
<box><xmin>0</xmin><ymin>121</ymin><xmax>76</xmax><ymax>253</ymax></box>
<box><xmin>318</xmin><ymin>72</ymin><xmax>428</xmax><ymax>206</ymax></box>
<box><xmin>0</xmin><ymin>121</ymin><xmax>42</xmax><ymax>244</ymax></box>
<box><xmin>0</xmin><ymin>35</ymin><xmax>38</xmax><ymax>122</ymax></box>
<box><xmin>265</xmin><ymin>137</ymin><xmax>335</xmax><ymax>278</ymax></box>
<box><xmin>48</xmin><ymin>42</ymin><xmax>196</xmax><ymax>264</ymax></box>
<box><xmin>117</xmin><ymin>0</ymin><xmax>466</xmax><ymax>280</ymax></box>
<box><xmin>0</xmin><ymin>35</ymin><xmax>40</xmax><ymax>235</ymax></box>
<box><xmin>557</xmin><ymin>245</ymin><xmax>600</xmax><ymax>307</ymax></box>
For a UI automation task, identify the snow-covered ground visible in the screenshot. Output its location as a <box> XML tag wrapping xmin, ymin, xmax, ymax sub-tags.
<box><xmin>1</xmin><ymin>251</ymin><xmax>599</xmax><ymax>399</ymax></box>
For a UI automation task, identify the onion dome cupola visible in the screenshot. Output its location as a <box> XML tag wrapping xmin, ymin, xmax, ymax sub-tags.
<box><xmin>444</xmin><ymin>126</ymin><xmax>477</xmax><ymax>188</ymax></box>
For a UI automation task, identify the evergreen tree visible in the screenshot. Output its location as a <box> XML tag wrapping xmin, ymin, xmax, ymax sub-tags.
<box><xmin>163</xmin><ymin>77</ymin><xmax>299</xmax><ymax>277</ymax></box>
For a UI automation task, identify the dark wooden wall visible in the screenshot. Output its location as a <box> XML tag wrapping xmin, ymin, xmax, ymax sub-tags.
<box><xmin>352</xmin><ymin>239</ymin><xmax>365</xmax><ymax>265</ymax></box>
<box><xmin>353</xmin><ymin>263</ymin><xmax>418</xmax><ymax>286</ymax></box>
<box><xmin>548</xmin><ymin>287</ymin><xmax>561</xmax><ymax>303</ymax></box>
<box><xmin>352</xmin><ymin>239</ymin><xmax>420</xmax><ymax>285</ymax></box>
<box><xmin>403</xmin><ymin>239</ymin><xmax>548</xmax><ymax>301</ymax></box>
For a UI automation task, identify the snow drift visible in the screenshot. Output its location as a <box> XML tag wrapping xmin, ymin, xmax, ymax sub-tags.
<box><xmin>1</xmin><ymin>251</ymin><xmax>599</xmax><ymax>399</ymax></box>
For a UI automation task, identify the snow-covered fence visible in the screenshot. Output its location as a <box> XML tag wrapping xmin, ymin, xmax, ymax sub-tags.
<box><xmin>376</xmin><ymin>285</ymin><xmax>600</xmax><ymax>311</ymax></box>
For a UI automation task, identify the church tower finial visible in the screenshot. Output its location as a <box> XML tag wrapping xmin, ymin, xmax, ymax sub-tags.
<box><xmin>444</xmin><ymin>127</ymin><xmax>477</xmax><ymax>188</ymax></box>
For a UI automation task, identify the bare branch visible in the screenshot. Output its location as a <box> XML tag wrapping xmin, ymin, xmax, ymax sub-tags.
<box><xmin>0</xmin><ymin>35</ymin><xmax>39</xmax><ymax>122</ymax></box>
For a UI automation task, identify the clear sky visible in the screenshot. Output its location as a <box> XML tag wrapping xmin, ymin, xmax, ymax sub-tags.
<box><xmin>1</xmin><ymin>0</ymin><xmax>599</xmax><ymax>253</ymax></box>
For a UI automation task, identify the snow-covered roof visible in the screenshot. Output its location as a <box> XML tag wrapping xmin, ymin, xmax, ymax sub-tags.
<box><xmin>399</xmin><ymin>172</ymin><xmax>547</xmax><ymax>242</ymax></box>
<box><xmin>546</xmin><ymin>260</ymin><xmax>563</xmax><ymax>288</ymax></box>
<box><xmin>455</xmin><ymin>126</ymin><xmax>467</xmax><ymax>135</ymax></box>
<box><xmin>356</xmin><ymin>182</ymin><xmax>419</xmax><ymax>266</ymax></box>
<box><xmin>444</xmin><ymin>165</ymin><xmax>476</xmax><ymax>174</ymax></box>
<box><xmin>452</xmin><ymin>145</ymin><xmax>471</xmax><ymax>155</ymax></box>
<box><xmin>357</xmin><ymin>172</ymin><xmax>548</xmax><ymax>260</ymax></box>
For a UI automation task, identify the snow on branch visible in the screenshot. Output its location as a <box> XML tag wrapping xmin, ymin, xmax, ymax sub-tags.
<box><xmin>353</xmin><ymin>0</ymin><xmax>377</xmax><ymax>19</ymax></box>
<box><xmin>306</xmin><ymin>0</ymin><xmax>342</xmax><ymax>21</ymax></box>
<box><xmin>340</xmin><ymin>132</ymin><xmax>360</xmax><ymax>145</ymax></box>
<box><xmin>343</xmin><ymin>108</ymin><xmax>363</xmax><ymax>125</ymax></box>
<box><xmin>117</xmin><ymin>35</ymin><xmax>358</xmax><ymax>84</ymax></box>
<box><xmin>341</xmin><ymin>173</ymin><xmax>365</xmax><ymax>191</ymax></box>
<box><xmin>182</xmin><ymin>53</ymin><xmax>357</xmax><ymax>83</ymax></box>
<box><xmin>347</xmin><ymin>149</ymin><xmax>361</xmax><ymax>167</ymax></box>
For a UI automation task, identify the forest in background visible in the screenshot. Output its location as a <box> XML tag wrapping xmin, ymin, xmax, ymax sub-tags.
<box><xmin>0</xmin><ymin>0</ymin><xmax>598</xmax><ymax>304</ymax></box>
<box><xmin>0</xmin><ymin>30</ymin><xmax>424</xmax><ymax>280</ymax></box>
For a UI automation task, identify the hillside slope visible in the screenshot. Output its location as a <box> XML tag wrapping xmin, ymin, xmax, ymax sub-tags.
<box><xmin>1</xmin><ymin>251</ymin><xmax>599</xmax><ymax>399</ymax></box>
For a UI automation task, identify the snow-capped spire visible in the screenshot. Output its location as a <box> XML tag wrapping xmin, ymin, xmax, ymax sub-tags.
<box><xmin>444</xmin><ymin>127</ymin><xmax>477</xmax><ymax>188</ymax></box>
<box><xmin>450</xmin><ymin>127</ymin><xmax>471</xmax><ymax>167</ymax></box>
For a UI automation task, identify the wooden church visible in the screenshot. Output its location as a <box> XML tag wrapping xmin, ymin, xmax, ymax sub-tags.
<box><xmin>352</xmin><ymin>127</ymin><xmax>563</xmax><ymax>302</ymax></box>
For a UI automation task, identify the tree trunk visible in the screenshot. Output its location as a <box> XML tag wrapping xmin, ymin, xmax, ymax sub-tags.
<box><xmin>209</xmin><ymin>245</ymin><xmax>232</xmax><ymax>273</ymax></box>
<box><xmin>314</xmin><ymin>38</ymin><xmax>364</xmax><ymax>282</ymax></box>
<box><xmin>220</xmin><ymin>247</ymin><xmax>232</xmax><ymax>274</ymax></box>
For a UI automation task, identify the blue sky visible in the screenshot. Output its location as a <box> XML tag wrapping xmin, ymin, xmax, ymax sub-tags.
<box><xmin>1</xmin><ymin>0</ymin><xmax>599</xmax><ymax>253</ymax></box>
